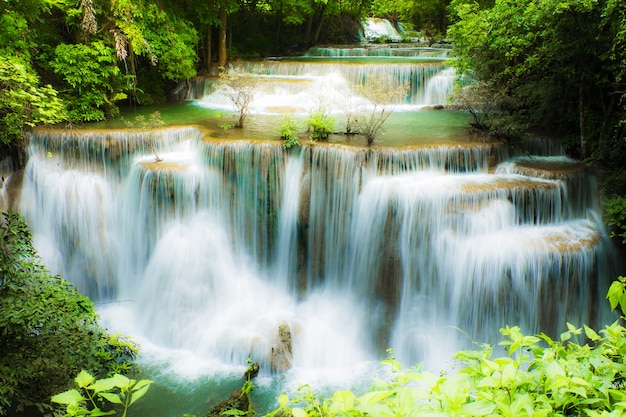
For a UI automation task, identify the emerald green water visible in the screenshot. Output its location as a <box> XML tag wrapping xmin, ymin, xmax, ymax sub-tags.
<box><xmin>92</xmin><ymin>103</ymin><xmax>472</xmax><ymax>147</ymax></box>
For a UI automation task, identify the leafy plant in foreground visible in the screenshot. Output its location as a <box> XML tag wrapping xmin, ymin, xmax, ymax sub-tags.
<box><xmin>0</xmin><ymin>211</ymin><xmax>139</xmax><ymax>416</ymax></box>
<box><xmin>51</xmin><ymin>370</ymin><xmax>152</xmax><ymax>417</ymax></box>
<box><xmin>266</xmin><ymin>281</ymin><xmax>626</xmax><ymax>417</ymax></box>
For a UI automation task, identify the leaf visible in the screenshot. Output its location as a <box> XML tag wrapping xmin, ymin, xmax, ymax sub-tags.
<box><xmin>75</xmin><ymin>370</ymin><xmax>95</xmax><ymax>389</ymax></box>
<box><xmin>111</xmin><ymin>374</ymin><xmax>131</xmax><ymax>389</ymax></box>
<box><xmin>583</xmin><ymin>325</ymin><xmax>601</xmax><ymax>341</ymax></box>
<box><xmin>359</xmin><ymin>390</ymin><xmax>395</xmax><ymax>406</ymax></box>
<box><xmin>51</xmin><ymin>389</ymin><xmax>86</xmax><ymax>405</ymax></box>
<box><xmin>292</xmin><ymin>407</ymin><xmax>307</xmax><ymax>417</ymax></box>
<box><xmin>462</xmin><ymin>400</ymin><xmax>496</xmax><ymax>416</ymax></box>
<box><xmin>129</xmin><ymin>384</ymin><xmax>150</xmax><ymax>406</ymax></box>
<box><xmin>99</xmin><ymin>392</ymin><xmax>124</xmax><ymax>405</ymax></box>
<box><xmin>90</xmin><ymin>377</ymin><xmax>118</xmax><ymax>393</ymax></box>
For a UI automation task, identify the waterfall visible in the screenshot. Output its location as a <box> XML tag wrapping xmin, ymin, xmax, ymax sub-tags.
<box><xmin>181</xmin><ymin>60</ymin><xmax>453</xmax><ymax>111</ymax></box>
<box><xmin>361</xmin><ymin>18</ymin><xmax>402</xmax><ymax>42</ymax></box>
<box><xmin>16</xmin><ymin>126</ymin><xmax>614</xmax><ymax>380</ymax></box>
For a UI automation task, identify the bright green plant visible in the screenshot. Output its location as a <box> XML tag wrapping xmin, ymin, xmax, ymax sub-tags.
<box><xmin>604</xmin><ymin>196</ymin><xmax>626</xmax><ymax>244</ymax></box>
<box><xmin>305</xmin><ymin>111</ymin><xmax>334</xmax><ymax>141</ymax></box>
<box><xmin>607</xmin><ymin>276</ymin><xmax>626</xmax><ymax>315</ymax></box>
<box><xmin>51</xmin><ymin>370</ymin><xmax>152</xmax><ymax>417</ymax></box>
<box><xmin>279</xmin><ymin>115</ymin><xmax>301</xmax><ymax>149</ymax></box>
<box><xmin>0</xmin><ymin>55</ymin><xmax>66</xmax><ymax>163</ymax></box>
<box><xmin>0</xmin><ymin>211</ymin><xmax>139</xmax><ymax>416</ymax></box>
<box><xmin>266</xmin><ymin>281</ymin><xmax>626</xmax><ymax>417</ymax></box>
<box><xmin>52</xmin><ymin>41</ymin><xmax>127</xmax><ymax>122</ymax></box>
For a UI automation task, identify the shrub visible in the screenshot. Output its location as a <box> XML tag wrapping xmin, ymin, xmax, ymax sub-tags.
<box><xmin>604</xmin><ymin>195</ymin><xmax>626</xmax><ymax>244</ymax></box>
<box><xmin>279</xmin><ymin>115</ymin><xmax>301</xmax><ymax>149</ymax></box>
<box><xmin>0</xmin><ymin>211</ymin><xmax>138</xmax><ymax>415</ymax></box>
<box><xmin>265</xmin><ymin>279</ymin><xmax>626</xmax><ymax>417</ymax></box>
<box><xmin>305</xmin><ymin>110</ymin><xmax>334</xmax><ymax>141</ymax></box>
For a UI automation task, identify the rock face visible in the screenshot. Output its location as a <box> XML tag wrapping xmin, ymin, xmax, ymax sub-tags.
<box><xmin>270</xmin><ymin>323</ymin><xmax>293</xmax><ymax>372</ymax></box>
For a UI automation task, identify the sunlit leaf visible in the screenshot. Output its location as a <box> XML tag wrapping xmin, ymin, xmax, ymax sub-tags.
<box><xmin>51</xmin><ymin>389</ymin><xmax>85</xmax><ymax>405</ymax></box>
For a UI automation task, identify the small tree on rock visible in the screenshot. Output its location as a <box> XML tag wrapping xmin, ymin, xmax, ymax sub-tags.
<box><xmin>218</xmin><ymin>66</ymin><xmax>257</xmax><ymax>128</ymax></box>
<box><xmin>356</xmin><ymin>77</ymin><xmax>408</xmax><ymax>146</ymax></box>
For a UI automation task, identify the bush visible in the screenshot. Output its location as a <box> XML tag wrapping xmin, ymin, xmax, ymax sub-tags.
<box><xmin>305</xmin><ymin>110</ymin><xmax>334</xmax><ymax>141</ymax></box>
<box><xmin>604</xmin><ymin>196</ymin><xmax>626</xmax><ymax>244</ymax></box>
<box><xmin>279</xmin><ymin>115</ymin><xmax>301</xmax><ymax>149</ymax></box>
<box><xmin>52</xmin><ymin>41</ymin><xmax>127</xmax><ymax>122</ymax></box>
<box><xmin>0</xmin><ymin>211</ymin><xmax>138</xmax><ymax>416</ymax></box>
<box><xmin>264</xmin><ymin>279</ymin><xmax>626</xmax><ymax>417</ymax></box>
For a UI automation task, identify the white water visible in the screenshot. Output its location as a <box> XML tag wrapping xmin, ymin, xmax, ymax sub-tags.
<box><xmin>187</xmin><ymin>60</ymin><xmax>455</xmax><ymax>114</ymax></box>
<box><xmin>18</xmin><ymin>127</ymin><xmax>614</xmax><ymax>381</ymax></box>
<box><xmin>361</xmin><ymin>18</ymin><xmax>402</xmax><ymax>42</ymax></box>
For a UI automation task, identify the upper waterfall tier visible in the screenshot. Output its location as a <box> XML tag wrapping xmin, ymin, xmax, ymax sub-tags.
<box><xmin>177</xmin><ymin>60</ymin><xmax>455</xmax><ymax>111</ymax></box>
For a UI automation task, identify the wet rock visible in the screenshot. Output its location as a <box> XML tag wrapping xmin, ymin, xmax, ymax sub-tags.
<box><xmin>204</xmin><ymin>363</ymin><xmax>260</xmax><ymax>417</ymax></box>
<box><xmin>270</xmin><ymin>323</ymin><xmax>293</xmax><ymax>372</ymax></box>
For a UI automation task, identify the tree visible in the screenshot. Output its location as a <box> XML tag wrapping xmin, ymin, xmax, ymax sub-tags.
<box><xmin>218</xmin><ymin>67</ymin><xmax>258</xmax><ymax>128</ymax></box>
<box><xmin>52</xmin><ymin>41</ymin><xmax>126</xmax><ymax>121</ymax></box>
<box><xmin>355</xmin><ymin>77</ymin><xmax>408</xmax><ymax>146</ymax></box>
<box><xmin>0</xmin><ymin>211</ymin><xmax>139</xmax><ymax>416</ymax></box>
<box><xmin>0</xmin><ymin>56</ymin><xmax>66</xmax><ymax>167</ymax></box>
<box><xmin>448</xmin><ymin>0</ymin><xmax>602</xmax><ymax>154</ymax></box>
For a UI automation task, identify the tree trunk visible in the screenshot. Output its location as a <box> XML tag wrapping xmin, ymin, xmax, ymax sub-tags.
<box><xmin>579</xmin><ymin>80</ymin><xmax>586</xmax><ymax>159</ymax></box>
<box><xmin>304</xmin><ymin>15</ymin><xmax>313</xmax><ymax>45</ymax></box>
<box><xmin>218</xmin><ymin>5</ymin><xmax>227</xmax><ymax>68</ymax></box>
<box><xmin>312</xmin><ymin>13</ymin><xmax>325</xmax><ymax>45</ymax></box>
<box><xmin>206</xmin><ymin>25</ymin><xmax>212</xmax><ymax>72</ymax></box>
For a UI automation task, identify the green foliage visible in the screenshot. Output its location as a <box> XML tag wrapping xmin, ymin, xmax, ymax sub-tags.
<box><xmin>604</xmin><ymin>196</ymin><xmax>626</xmax><ymax>244</ymax></box>
<box><xmin>607</xmin><ymin>276</ymin><xmax>626</xmax><ymax>315</ymax></box>
<box><xmin>52</xmin><ymin>41</ymin><xmax>126</xmax><ymax>122</ymax></box>
<box><xmin>0</xmin><ymin>56</ymin><xmax>66</xmax><ymax>148</ymax></box>
<box><xmin>0</xmin><ymin>211</ymin><xmax>139</xmax><ymax>416</ymax></box>
<box><xmin>448</xmin><ymin>0</ymin><xmax>626</xmax><ymax>164</ymax></box>
<box><xmin>268</xmin><ymin>320</ymin><xmax>626</xmax><ymax>417</ymax></box>
<box><xmin>305</xmin><ymin>111</ymin><xmax>335</xmax><ymax>141</ymax></box>
<box><xmin>138</xmin><ymin>4</ymin><xmax>199</xmax><ymax>82</ymax></box>
<box><xmin>279</xmin><ymin>115</ymin><xmax>301</xmax><ymax>149</ymax></box>
<box><xmin>123</xmin><ymin>112</ymin><xmax>166</xmax><ymax>129</ymax></box>
<box><xmin>51</xmin><ymin>370</ymin><xmax>152</xmax><ymax>417</ymax></box>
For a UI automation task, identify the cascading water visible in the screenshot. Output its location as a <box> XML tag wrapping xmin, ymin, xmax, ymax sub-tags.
<box><xmin>11</xmin><ymin>46</ymin><xmax>617</xmax><ymax>416</ymax></box>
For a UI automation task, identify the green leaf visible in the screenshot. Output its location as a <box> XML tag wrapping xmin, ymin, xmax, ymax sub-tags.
<box><xmin>462</xmin><ymin>400</ymin><xmax>496</xmax><ymax>416</ymax></box>
<box><xmin>99</xmin><ymin>392</ymin><xmax>124</xmax><ymax>405</ymax></box>
<box><xmin>75</xmin><ymin>370</ymin><xmax>95</xmax><ymax>389</ymax></box>
<box><xmin>51</xmin><ymin>389</ymin><xmax>86</xmax><ymax>405</ymax></box>
<box><xmin>583</xmin><ymin>325</ymin><xmax>601</xmax><ymax>341</ymax></box>
<box><xmin>292</xmin><ymin>407</ymin><xmax>307</xmax><ymax>417</ymax></box>
<box><xmin>129</xmin><ymin>384</ymin><xmax>151</xmax><ymax>406</ymax></box>
<box><xmin>111</xmin><ymin>374</ymin><xmax>131</xmax><ymax>389</ymax></box>
<box><xmin>359</xmin><ymin>390</ymin><xmax>395</xmax><ymax>406</ymax></box>
<box><xmin>90</xmin><ymin>377</ymin><xmax>118</xmax><ymax>393</ymax></box>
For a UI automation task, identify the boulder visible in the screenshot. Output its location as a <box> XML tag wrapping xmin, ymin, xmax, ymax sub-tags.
<box><xmin>270</xmin><ymin>323</ymin><xmax>293</xmax><ymax>372</ymax></box>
